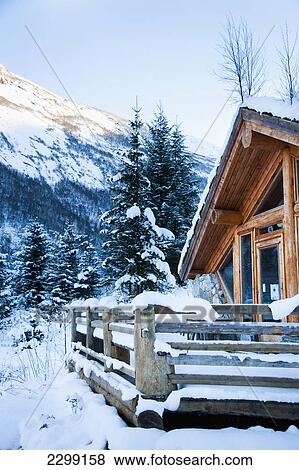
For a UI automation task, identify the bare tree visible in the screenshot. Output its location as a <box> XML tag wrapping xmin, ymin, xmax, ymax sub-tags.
<box><xmin>278</xmin><ymin>23</ymin><xmax>299</xmax><ymax>104</ymax></box>
<box><xmin>218</xmin><ymin>17</ymin><xmax>265</xmax><ymax>102</ymax></box>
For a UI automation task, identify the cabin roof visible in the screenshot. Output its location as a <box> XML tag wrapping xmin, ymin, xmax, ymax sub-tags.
<box><xmin>178</xmin><ymin>101</ymin><xmax>299</xmax><ymax>281</ymax></box>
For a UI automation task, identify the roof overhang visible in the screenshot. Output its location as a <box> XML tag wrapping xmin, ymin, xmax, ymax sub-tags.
<box><xmin>179</xmin><ymin>107</ymin><xmax>299</xmax><ymax>281</ymax></box>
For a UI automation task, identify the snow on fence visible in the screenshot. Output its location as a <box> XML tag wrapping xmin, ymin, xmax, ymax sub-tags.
<box><xmin>66</xmin><ymin>303</ymin><xmax>299</xmax><ymax>428</ymax></box>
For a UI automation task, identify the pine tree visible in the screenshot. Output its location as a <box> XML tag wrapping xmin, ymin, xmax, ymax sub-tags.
<box><xmin>145</xmin><ymin>105</ymin><xmax>176</xmax><ymax>230</ymax></box>
<box><xmin>168</xmin><ymin>124</ymin><xmax>198</xmax><ymax>270</ymax></box>
<box><xmin>145</xmin><ymin>107</ymin><xmax>198</xmax><ymax>274</ymax></box>
<box><xmin>16</xmin><ymin>221</ymin><xmax>49</xmax><ymax>308</ymax></box>
<box><xmin>101</xmin><ymin>106</ymin><xmax>175</xmax><ymax>300</ymax></box>
<box><xmin>75</xmin><ymin>238</ymin><xmax>100</xmax><ymax>299</ymax></box>
<box><xmin>0</xmin><ymin>253</ymin><xmax>11</xmax><ymax>319</ymax></box>
<box><xmin>51</xmin><ymin>224</ymin><xmax>81</xmax><ymax>304</ymax></box>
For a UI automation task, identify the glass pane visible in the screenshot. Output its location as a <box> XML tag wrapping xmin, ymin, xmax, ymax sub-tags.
<box><xmin>255</xmin><ymin>170</ymin><xmax>284</xmax><ymax>215</ymax></box>
<box><xmin>218</xmin><ymin>249</ymin><xmax>234</xmax><ymax>301</ymax></box>
<box><xmin>241</xmin><ymin>234</ymin><xmax>253</xmax><ymax>303</ymax></box>
<box><xmin>259</xmin><ymin>223</ymin><xmax>283</xmax><ymax>235</ymax></box>
<box><xmin>259</xmin><ymin>245</ymin><xmax>281</xmax><ymax>304</ymax></box>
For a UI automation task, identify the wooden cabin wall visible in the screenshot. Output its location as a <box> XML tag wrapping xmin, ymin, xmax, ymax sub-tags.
<box><xmin>205</xmin><ymin>145</ymin><xmax>299</xmax><ymax>322</ymax></box>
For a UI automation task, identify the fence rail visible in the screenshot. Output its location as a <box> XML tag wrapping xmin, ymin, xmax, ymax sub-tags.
<box><xmin>67</xmin><ymin>302</ymin><xmax>299</xmax><ymax>427</ymax></box>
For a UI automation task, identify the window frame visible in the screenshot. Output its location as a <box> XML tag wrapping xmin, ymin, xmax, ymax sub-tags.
<box><xmin>240</xmin><ymin>232</ymin><xmax>254</xmax><ymax>304</ymax></box>
<box><xmin>217</xmin><ymin>247</ymin><xmax>234</xmax><ymax>303</ymax></box>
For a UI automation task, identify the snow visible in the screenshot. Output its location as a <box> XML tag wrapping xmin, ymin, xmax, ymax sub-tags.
<box><xmin>131</xmin><ymin>291</ymin><xmax>218</xmax><ymax>321</ymax></box>
<box><xmin>108</xmin><ymin>427</ymin><xmax>165</xmax><ymax>450</ymax></box>
<box><xmin>0</xmin><ymin>65</ymin><xmax>130</xmax><ymax>188</ymax></box>
<box><xmin>155</xmin><ymin>226</ymin><xmax>175</xmax><ymax>240</ymax></box>
<box><xmin>144</xmin><ymin>207</ymin><xmax>156</xmax><ymax>226</ymax></box>
<box><xmin>12</xmin><ymin>370</ymin><xmax>299</xmax><ymax>450</ymax></box>
<box><xmin>242</xmin><ymin>96</ymin><xmax>299</xmax><ymax>122</ymax></box>
<box><xmin>270</xmin><ymin>293</ymin><xmax>299</xmax><ymax>320</ymax></box>
<box><xmin>126</xmin><ymin>204</ymin><xmax>141</xmax><ymax>219</ymax></box>
<box><xmin>1</xmin><ymin>332</ymin><xmax>298</xmax><ymax>452</ymax></box>
<box><xmin>156</xmin><ymin>426</ymin><xmax>299</xmax><ymax>450</ymax></box>
<box><xmin>70</xmin><ymin>295</ymin><xmax>118</xmax><ymax>309</ymax></box>
<box><xmin>111</xmin><ymin>331</ymin><xmax>134</xmax><ymax>350</ymax></box>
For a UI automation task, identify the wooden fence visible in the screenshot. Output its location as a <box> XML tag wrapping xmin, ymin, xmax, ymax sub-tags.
<box><xmin>67</xmin><ymin>303</ymin><xmax>299</xmax><ymax>428</ymax></box>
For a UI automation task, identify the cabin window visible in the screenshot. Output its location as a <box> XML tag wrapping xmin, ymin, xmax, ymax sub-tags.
<box><xmin>218</xmin><ymin>249</ymin><xmax>234</xmax><ymax>302</ymax></box>
<box><xmin>240</xmin><ymin>234</ymin><xmax>253</xmax><ymax>303</ymax></box>
<box><xmin>259</xmin><ymin>223</ymin><xmax>283</xmax><ymax>235</ymax></box>
<box><xmin>254</xmin><ymin>170</ymin><xmax>284</xmax><ymax>215</ymax></box>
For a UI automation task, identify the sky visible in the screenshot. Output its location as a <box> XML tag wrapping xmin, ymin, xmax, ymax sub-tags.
<box><xmin>0</xmin><ymin>0</ymin><xmax>298</xmax><ymax>150</ymax></box>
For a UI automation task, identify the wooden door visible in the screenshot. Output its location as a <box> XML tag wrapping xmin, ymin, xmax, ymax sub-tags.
<box><xmin>256</xmin><ymin>236</ymin><xmax>284</xmax><ymax>304</ymax></box>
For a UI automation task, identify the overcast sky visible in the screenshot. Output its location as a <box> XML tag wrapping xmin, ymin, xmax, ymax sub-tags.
<box><xmin>0</xmin><ymin>0</ymin><xmax>298</xmax><ymax>149</ymax></box>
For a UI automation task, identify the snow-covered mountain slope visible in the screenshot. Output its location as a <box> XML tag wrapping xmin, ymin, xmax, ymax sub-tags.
<box><xmin>0</xmin><ymin>64</ymin><xmax>131</xmax><ymax>188</ymax></box>
<box><xmin>0</xmin><ymin>64</ymin><xmax>216</xmax><ymax>249</ymax></box>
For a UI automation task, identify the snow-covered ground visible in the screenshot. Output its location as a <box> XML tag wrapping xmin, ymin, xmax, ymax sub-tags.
<box><xmin>1</xmin><ymin>369</ymin><xmax>298</xmax><ymax>450</ymax></box>
<box><xmin>0</xmin><ymin>314</ymin><xmax>299</xmax><ymax>450</ymax></box>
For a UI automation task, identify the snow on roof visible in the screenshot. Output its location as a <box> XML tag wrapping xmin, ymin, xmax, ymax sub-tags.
<box><xmin>178</xmin><ymin>96</ymin><xmax>299</xmax><ymax>278</ymax></box>
<box><xmin>242</xmin><ymin>96</ymin><xmax>299</xmax><ymax>122</ymax></box>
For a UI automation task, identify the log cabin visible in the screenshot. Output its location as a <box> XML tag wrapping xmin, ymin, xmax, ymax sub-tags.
<box><xmin>178</xmin><ymin>103</ymin><xmax>299</xmax><ymax>321</ymax></box>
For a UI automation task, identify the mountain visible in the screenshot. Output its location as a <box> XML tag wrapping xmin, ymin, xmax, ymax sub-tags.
<box><xmin>0</xmin><ymin>64</ymin><xmax>216</xmax><ymax>253</ymax></box>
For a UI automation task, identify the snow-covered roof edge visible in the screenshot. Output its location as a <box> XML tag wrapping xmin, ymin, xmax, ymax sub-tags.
<box><xmin>177</xmin><ymin>105</ymin><xmax>241</xmax><ymax>278</ymax></box>
<box><xmin>178</xmin><ymin>96</ymin><xmax>299</xmax><ymax>279</ymax></box>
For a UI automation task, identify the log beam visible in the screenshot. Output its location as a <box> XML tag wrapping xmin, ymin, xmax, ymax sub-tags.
<box><xmin>211</xmin><ymin>209</ymin><xmax>243</xmax><ymax>225</ymax></box>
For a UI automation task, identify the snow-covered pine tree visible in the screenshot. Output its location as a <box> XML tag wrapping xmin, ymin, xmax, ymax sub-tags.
<box><xmin>145</xmin><ymin>104</ymin><xmax>176</xmax><ymax>231</ymax></box>
<box><xmin>16</xmin><ymin>221</ymin><xmax>49</xmax><ymax>308</ymax></box>
<box><xmin>75</xmin><ymin>237</ymin><xmax>100</xmax><ymax>299</ymax></box>
<box><xmin>101</xmin><ymin>106</ymin><xmax>175</xmax><ymax>300</ymax></box>
<box><xmin>51</xmin><ymin>223</ymin><xmax>81</xmax><ymax>304</ymax></box>
<box><xmin>145</xmin><ymin>107</ymin><xmax>197</xmax><ymax>274</ymax></box>
<box><xmin>101</xmin><ymin>105</ymin><xmax>149</xmax><ymax>287</ymax></box>
<box><xmin>0</xmin><ymin>252</ymin><xmax>11</xmax><ymax>319</ymax></box>
<box><xmin>168</xmin><ymin>123</ymin><xmax>198</xmax><ymax>270</ymax></box>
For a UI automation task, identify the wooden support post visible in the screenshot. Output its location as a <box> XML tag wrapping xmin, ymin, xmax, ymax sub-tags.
<box><xmin>86</xmin><ymin>307</ymin><xmax>96</xmax><ymax>357</ymax></box>
<box><xmin>134</xmin><ymin>306</ymin><xmax>176</xmax><ymax>399</ymax></box>
<box><xmin>70</xmin><ymin>308</ymin><xmax>81</xmax><ymax>344</ymax></box>
<box><xmin>282</xmin><ymin>149</ymin><xmax>299</xmax><ymax>322</ymax></box>
<box><xmin>103</xmin><ymin>308</ymin><xmax>117</xmax><ymax>371</ymax></box>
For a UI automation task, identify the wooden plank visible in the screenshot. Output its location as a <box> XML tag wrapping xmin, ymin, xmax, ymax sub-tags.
<box><xmin>177</xmin><ymin>398</ymin><xmax>299</xmax><ymax>421</ymax></box>
<box><xmin>68</xmin><ymin>359</ymin><xmax>140</xmax><ymax>427</ymax></box>
<box><xmin>73</xmin><ymin>343</ymin><xmax>135</xmax><ymax>378</ymax></box>
<box><xmin>86</xmin><ymin>307</ymin><xmax>95</xmax><ymax>354</ymax></box>
<box><xmin>167</xmin><ymin>353</ymin><xmax>299</xmax><ymax>368</ymax></box>
<box><xmin>169</xmin><ymin>373</ymin><xmax>299</xmax><ymax>388</ymax></box>
<box><xmin>168</xmin><ymin>341</ymin><xmax>299</xmax><ymax>354</ymax></box>
<box><xmin>212</xmin><ymin>304</ymin><xmax>272</xmax><ymax>317</ymax></box>
<box><xmin>70</xmin><ymin>309</ymin><xmax>81</xmax><ymax>343</ymax></box>
<box><xmin>282</xmin><ymin>149</ymin><xmax>299</xmax><ymax>322</ymax></box>
<box><xmin>156</xmin><ymin>321</ymin><xmax>299</xmax><ymax>336</ymax></box>
<box><xmin>242</xmin><ymin>109</ymin><xmax>299</xmax><ymax>146</ymax></box>
<box><xmin>102</xmin><ymin>309</ymin><xmax>117</xmax><ymax>369</ymax></box>
<box><xmin>109</xmin><ymin>323</ymin><xmax>134</xmax><ymax>335</ymax></box>
<box><xmin>91</xmin><ymin>320</ymin><xmax>104</xmax><ymax>328</ymax></box>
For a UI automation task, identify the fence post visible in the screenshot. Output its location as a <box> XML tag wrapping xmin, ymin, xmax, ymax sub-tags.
<box><xmin>70</xmin><ymin>308</ymin><xmax>81</xmax><ymax>345</ymax></box>
<box><xmin>86</xmin><ymin>307</ymin><xmax>96</xmax><ymax>357</ymax></box>
<box><xmin>134</xmin><ymin>305</ymin><xmax>176</xmax><ymax>399</ymax></box>
<box><xmin>102</xmin><ymin>308</ymin><xmax>117</xmax><ymax>371</ymax></box>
